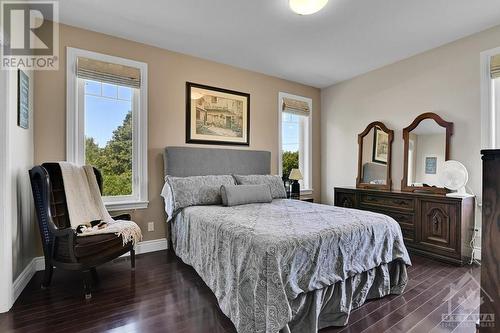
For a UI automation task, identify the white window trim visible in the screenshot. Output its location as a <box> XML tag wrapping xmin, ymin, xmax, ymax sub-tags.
<box><xmin>278</xmin><ymin>92</ymin><xmax>313</xmax><ymax>194</ymax></box>
<box><xmin>66</xmin><ymin>47</ymin><xmax>148</xmax><ymax>211</ymax></box>
<box><xmin>480</xmin><ymin>46</ymin><xmax>500</xmax><ymax>149</ymax></box>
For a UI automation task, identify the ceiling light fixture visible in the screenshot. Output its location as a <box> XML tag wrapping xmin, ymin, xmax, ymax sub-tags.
<box><xmin>289</xmin><ymin>0</ymin><xmax>329</xmax><ymax>15</ymax></box>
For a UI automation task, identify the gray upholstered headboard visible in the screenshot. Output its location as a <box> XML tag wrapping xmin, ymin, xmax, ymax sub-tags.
<box><xmin>362</xmin><ymin>162</ymin><xmax>386</xmax><ymax>183</ymax></box>
<box><xmin>164</xmin><ymin>146</ymin><xmax>271</xmax><ymax>177</ymax></box>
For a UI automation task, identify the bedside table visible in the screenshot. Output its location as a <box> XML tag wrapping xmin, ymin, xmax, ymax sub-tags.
<box><xmin>291</xmin><ymin>196</ymin><xmax>314</xmax><ymax>203</ymax></box>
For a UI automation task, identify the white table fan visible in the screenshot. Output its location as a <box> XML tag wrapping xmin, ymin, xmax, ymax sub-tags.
<box><xmin>438</xmin><ymin>160</ymin><xmax>473</xmax><ymax>197</ymax></box>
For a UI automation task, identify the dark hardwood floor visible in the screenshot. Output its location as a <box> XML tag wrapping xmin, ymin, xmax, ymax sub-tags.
<box><xmin>0</xmin><ymin>251</ymin><xmax>480</xmax><ymax>333</ymax></box>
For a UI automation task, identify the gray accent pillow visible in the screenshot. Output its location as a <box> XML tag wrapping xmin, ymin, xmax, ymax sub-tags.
<box><xmin>166</xmin><ymin>175</ymin><xmax>235</xmax><ymax>215</ymax></box>
<box><xmin>233</xmin><ymin>174</ymin><xmax>287</xmax><ymax>199</ymax></box>
<box><xmin>220</xmin><ymin>184</ymin><xmax>273</xmax><ymax>207</ymax></box>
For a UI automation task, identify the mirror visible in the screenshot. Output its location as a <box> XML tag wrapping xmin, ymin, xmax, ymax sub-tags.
<box><xmin>402</xmin><ymin>113</ymin><xmax>453</xmax><ymax>194</ymax></box>
<box><xmin>356</xmin><ymin>122</ymin><xmax>393</xmax><ymax>190</ymax></box>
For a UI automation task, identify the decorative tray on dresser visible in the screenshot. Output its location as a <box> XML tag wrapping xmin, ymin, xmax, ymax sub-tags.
<box><xmin>334</xmin><ymin>187</ymin><xmax>475</xmax><ymax>266</ymax></box>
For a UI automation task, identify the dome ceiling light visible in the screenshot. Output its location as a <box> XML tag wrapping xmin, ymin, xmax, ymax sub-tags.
<box><xmin>289</xmin><ymin>0</ymin><xmax>329</xmax><ymax>15</ymax></box>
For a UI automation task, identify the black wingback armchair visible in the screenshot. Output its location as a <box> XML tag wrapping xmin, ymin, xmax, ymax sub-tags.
<box><xmin>29</xmin><ymin>163</ymin><xmax>135</xmax><ymax>299</ymax></box>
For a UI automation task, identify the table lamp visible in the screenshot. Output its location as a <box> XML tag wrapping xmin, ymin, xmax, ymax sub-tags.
<box><xmin>289</xmin><ymin>169</ymin><xmax>303</xmax><ymax>199</ymax></box>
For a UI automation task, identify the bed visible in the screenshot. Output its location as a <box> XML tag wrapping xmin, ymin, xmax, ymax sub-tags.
<box><xmin>162</xmin><ymin>146</ymin><xmax>411</xmax><ymax>333</ymax></box>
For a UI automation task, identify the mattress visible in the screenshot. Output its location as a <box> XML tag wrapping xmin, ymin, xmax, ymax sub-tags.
<box><xmin>170</xmin><ymin>199</ymin><xmax>411</xmax><ymax>333</ymax></box>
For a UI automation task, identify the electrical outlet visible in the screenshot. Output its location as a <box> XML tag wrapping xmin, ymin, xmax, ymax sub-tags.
<box><xmin>147</xmin><ymin>222</ymin><xmax>154</xmax><ymax>232</ymax></box>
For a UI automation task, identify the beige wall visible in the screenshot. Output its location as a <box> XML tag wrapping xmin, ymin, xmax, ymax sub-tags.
<box><xmin>34</xmin><ymin>23</ymin><xmax>321</xmax><ymax>251</ymax></box>
<box><xmin>321</xmin><ymin>25</ymin><xmax>500</xmax><ymax>249</ymax></box>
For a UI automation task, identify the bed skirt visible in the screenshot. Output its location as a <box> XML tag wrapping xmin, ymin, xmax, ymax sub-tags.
<box><xmin>280</xmin><ymin>260</ymin><xmax>408</xmax><ymax>333</ymax></box>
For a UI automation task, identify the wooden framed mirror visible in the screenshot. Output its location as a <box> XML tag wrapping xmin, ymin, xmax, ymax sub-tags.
<box><xmin>401</xmin><ymin>112</ymin><xmax>453</xmax><ymax>194</ymax></box>
<box><xmin>356</xmin><ymin>121</ymin><xmax>394</xmax><ymax>190</ymax></box>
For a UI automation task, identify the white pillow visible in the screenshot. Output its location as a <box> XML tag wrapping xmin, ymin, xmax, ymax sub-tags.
<box><xmin>160</xmin><ymin>180</ymin><xmax>175</xmax><ymax>222</ymax></box>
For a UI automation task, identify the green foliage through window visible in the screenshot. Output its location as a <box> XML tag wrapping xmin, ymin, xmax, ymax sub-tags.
<box><xmin>282</xmin><ymin>151</ymin><xmax>299</xmax><ymax>180</ymax></box>
<box><xmin>85</xmin><ymin>111</ymin><xmax>133</xmax><ymax>196</ymax></box>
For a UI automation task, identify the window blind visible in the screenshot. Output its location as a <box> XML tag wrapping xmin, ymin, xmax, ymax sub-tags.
<box><xmin>491</xmin><ymin>54</ymin><xmax>500</xmax><ymax>79</ymax></box>
<box><xmin>282</xmin><ymin>97</ymin><xmax>310</xmax><ymax>116</ymax></box>
<box><xmin>76</xmin><ymin>57</ymin><xmax>141</xmax><ymax>88</ymax></box>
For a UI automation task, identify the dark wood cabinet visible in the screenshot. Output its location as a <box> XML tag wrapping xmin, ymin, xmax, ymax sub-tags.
<box><xmin>334</xmin><ymin>187</ymin><xmax>474</xmax><ymax>265</ymax></box>
<box><xmin>335</xmin><ymin>191</ymin><xmax>356</xmax><ymax>208</ymax></box>
<box><xmin>480</xmin><ymin>149</ymin><xmax>500</xmax><ymax>331</ymax></box>
<box><xmin>419</xmin><ymin>199</ymin><xmax>458</xmax><ymax>254</ymax></box>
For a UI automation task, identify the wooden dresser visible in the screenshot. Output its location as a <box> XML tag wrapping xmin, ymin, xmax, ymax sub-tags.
<box><xmin>480</xmin><ymin>149</ymin><xmax>499</xmax><ymax>331</ymax></box>
<box><xmin>334</xmin><ymin>187</ymin><xmax>474</xmax><ymax>265</ymax></box>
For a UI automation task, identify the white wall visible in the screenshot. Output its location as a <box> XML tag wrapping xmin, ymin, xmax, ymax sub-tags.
<box><xmin>361</xmin><ymin>128</ymin><xmax>375</xmax><ymax>166</ymax></box>
<box><xmin>321</xmin><ymin>24</ymin><xmax>500</xmax><ymax>254</ymax></box>
<box><xmin>0</xmin><ymin>69</ymin><xmax>35</xmax><ymax>313</ymax></box>
<box><xmin>0</xmin><ymin>65</ymin><xmax>13</xmax><ymax>313</ymax></box>
<box><xmin>8</xmin><ymin>70</ymin><xmax>36</xmax><ymax>282</ymax></box>
<box><xmin>413</xmin><ymin>134</ymin><xmax>446</xmax><ymax>187</ymax></box>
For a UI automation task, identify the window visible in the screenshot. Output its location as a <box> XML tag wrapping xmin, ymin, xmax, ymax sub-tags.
<box><xmin>493</xmin><ymin>74</ymin><xmax>500</xmax><ymax>147</ymax></box>
<box><xmin>481</xmin><ymin>48</ymin><xmax>500</xmax><ymax>149</ymax></box>
<box><xmin>278</xmin><ymin>92</ymin><xmax>312</xmax><ymax>192</ymax></box>
<box><xmin>67</xmin><ymin>48</ymin><xmax>148</xmax><ymax>211</ymax></box>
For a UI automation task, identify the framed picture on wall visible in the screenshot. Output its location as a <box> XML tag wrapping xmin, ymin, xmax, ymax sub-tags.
<box><xmin>372</xmin><ymin>127</ymin><xmax>388</xmax><ymax>164</ymax></box>
<box><xmin>186</xmin><ymin>82</ymin><xmax>250</xmax><ymax>146</ymax></box>
<box><xmin>18</xmin><ymin>70</ymin><xmax>30</xmax><ymax>129</ymax></box>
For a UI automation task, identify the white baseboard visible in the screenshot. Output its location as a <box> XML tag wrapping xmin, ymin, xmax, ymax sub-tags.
<box><xmin>473</xmin><ymin>246</ymin><xmax>481</xmax><ymax>261</ymax></box>
<box><xmin>13</xmin><ymin>258</ymin><xmax>37</xmax><ymax>303</ymax></box>
<box><xmin>34</xmin><ymin>257</ymin><xmax>45</xmax><ymax>272</ymax></box>
<box><xmin>12</xmin><ymin>238</ymin><xmax>166</xmax><ymax>306</ymax></box>
<box><xmin>33</xmin><ymin>237</ymin><xmax>168</xmax><ymax>272</ymax></box>
<box><xmin>120</xmin><ymin>238</ymin><xmax>168</xmax><ymax>257</ymax></box>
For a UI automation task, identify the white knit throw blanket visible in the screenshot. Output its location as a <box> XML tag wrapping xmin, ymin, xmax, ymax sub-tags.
<box><xmin>59</xmin><ymin>162</ymin><xmax>142</xmax><ymax>246</ymax></box>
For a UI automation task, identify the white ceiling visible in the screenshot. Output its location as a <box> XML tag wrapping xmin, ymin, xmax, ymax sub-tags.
<box><xmin>58</xmin><ymin>0</ymin><xmax>500</xmax><ymax>88</ymax></box>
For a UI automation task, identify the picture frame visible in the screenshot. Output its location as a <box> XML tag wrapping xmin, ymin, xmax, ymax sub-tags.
<box><xmin>186</xmin><ymin>82</ymin><xmax>250</xmax><ymax>146</ymax></box>
<box><xmin>425</xmin><ymin>156</ymin><xmax>437</xmax><ymax>174</ymax></box>
<box><xmin>372</xmin><ymin>126</ymin><xmax>388</xmax><ymax>164</ymax></box>
<box><xmin>18</xmin><ymin>69</ymin><xmax>30</xmax><ymax>129</ymax></box>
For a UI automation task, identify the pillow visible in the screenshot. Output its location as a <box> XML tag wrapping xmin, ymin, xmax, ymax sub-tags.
<box><xmin>220</xmin><ymin>184</ymin><xmax>272</xmax><ymax>207</ymax></box>
<box><xmin>233</xmin><ymin>174</ymin><xmax>287</xmax><ymax>199</ymax></box>
<box><xmin>165</xmin><ymin>175</ymin><xmax>235</xmax><ymax>218</ymax></box>
<box><xmin>160</xmin><ymin>180</ymin><xmax>175</xmax><ymax>221</ymax></box>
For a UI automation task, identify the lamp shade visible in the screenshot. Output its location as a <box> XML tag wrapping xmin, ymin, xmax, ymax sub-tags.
<box><xmin>289</xmin><ymin>169</ymin><xmax>303</xmax><ymax>180</ymax></box>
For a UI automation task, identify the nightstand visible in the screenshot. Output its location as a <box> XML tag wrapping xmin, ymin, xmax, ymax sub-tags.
<box><xmin>291</xmin><ymin>196</ymin><xmax>314</xmax><ymax>203</ymax></box>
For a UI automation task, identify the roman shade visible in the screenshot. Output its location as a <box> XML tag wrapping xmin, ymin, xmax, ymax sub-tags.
<box><xmin>491</xmin><ymin>54</ymin><xmax>500</xmax><ymax>79</ymax></box>
<box><xmin>76</xmin><ymin>57</ymin><xmax>141</xmax><ymax>88</ymax></box>
<box><xmin>282</xmin><ymin>97</ymin><xmax>310</xmax><ymax>116</ymax></box>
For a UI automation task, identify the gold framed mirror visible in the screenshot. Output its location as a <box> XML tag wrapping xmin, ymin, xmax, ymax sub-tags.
<box><xmin>356</xmin><ymin>121</ymin><xmax>394</xmax><ymax>190</ymax></box>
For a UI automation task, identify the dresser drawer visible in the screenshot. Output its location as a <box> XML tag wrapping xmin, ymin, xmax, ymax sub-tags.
<box><xmin>360</xmin><ymin>205</ymin><xmax>415</xmax><ymax>243</ymax></box>
<box><xmin>359</xmin><ymin>194</ymin><xmax>414</xmax><ymax>211</ymax></box>
<box><xmin>400</xmin><ymin>225</ymin><xmax>415</xmax><ymax>244</ymax></box>
<box><xmin>359</xmin><ymin>206</ymin><xmax>415</xmax><ymax>227</ymax></box>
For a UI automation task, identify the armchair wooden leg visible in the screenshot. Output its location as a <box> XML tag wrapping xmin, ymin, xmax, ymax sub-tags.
<box><xmin>41</xmin><ymin>259</ymin><xmax>53</xmax><ymax>289</ymax></box>
<box><xmin>82</xmin><ymin>270</ymin><xmax>92</xmax><ymax>300</ymax></box>
<box><xmin>130</xmin><ymin>248</ymin><xmax>135</xmax><ymax>270</ymax></box>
